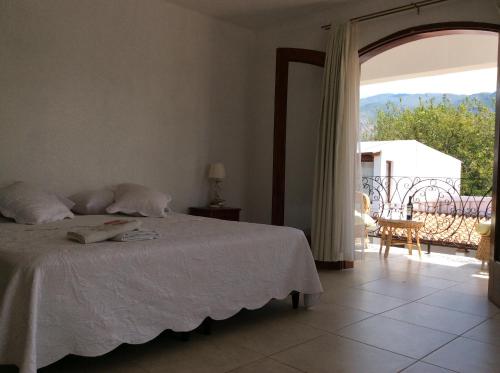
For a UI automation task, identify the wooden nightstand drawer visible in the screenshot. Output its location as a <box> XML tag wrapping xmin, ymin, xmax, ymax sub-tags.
<box><xmin>188</xmin><ymin>207</ymin><xmax>241</xmax><ymax>221</ymax></box>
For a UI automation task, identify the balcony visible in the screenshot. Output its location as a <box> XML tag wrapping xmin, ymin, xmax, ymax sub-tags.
<box><xmin>362</xmin><ymin>176</ymin><xmax>492</xmax><ymax>251</ymax></box>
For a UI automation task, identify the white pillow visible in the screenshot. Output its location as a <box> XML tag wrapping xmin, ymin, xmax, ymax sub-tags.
<box><xmin>57</xmin><ymin>195</ymin><xmax>76</xmax><ymax>210</ymax></box>
<box><xmin>106</xmin><ymin>183</ymin><xmax>171</xmax><ymax>218</ymax></box>
<box><xmin>69</xmin><ymin>189</ymin><xmax>115</xmax><ymax>215</ymax></box>
<box><xmin>0</xmin><ymin>182</ymin><xmax>74</xmax><ymax>224</ymax></box>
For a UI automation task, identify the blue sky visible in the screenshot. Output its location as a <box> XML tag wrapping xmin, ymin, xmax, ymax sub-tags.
<box><xmin>360</xmin><ymin>67</ymin><xmax>497</xmax><ymax>99</ymax></box>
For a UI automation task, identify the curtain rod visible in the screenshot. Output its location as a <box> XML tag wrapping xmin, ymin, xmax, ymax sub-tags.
<box><xmin>321</xmin><ymin>0</ymin><xmax>450</xmax><ymax>30</ymax></box>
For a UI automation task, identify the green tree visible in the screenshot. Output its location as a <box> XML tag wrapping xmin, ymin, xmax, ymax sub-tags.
<box><xmin>365</xmin><ymin>96</ymin><xmax>495</xmax><ymax>195</ymax></box>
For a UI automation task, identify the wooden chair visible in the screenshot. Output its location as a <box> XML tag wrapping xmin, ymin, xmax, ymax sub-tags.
<box><xmin>476</xmin><ymin>220</ymin><xmax>491</xmax><ymax>269</ymax></box>
<box><xmin>356</xmin><ymin>192</ymin><xmax>377</xmax><ymax>249</ymax></box>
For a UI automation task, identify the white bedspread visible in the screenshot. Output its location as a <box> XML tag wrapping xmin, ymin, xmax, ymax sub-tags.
<box><xmin>0</xmin><ymin>214</ymin><xmax>322</xmax><ymax>373</ymax></box>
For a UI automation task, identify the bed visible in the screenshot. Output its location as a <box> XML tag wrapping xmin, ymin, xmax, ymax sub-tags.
<box><xmin>0</xmin><ymin>213</ymin><xmax>322</xmax><ymax>373</ymax></box>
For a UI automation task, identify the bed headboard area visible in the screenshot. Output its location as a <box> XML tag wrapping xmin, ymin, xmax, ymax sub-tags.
<box><xmin>0</xmin><ymin>0</ymin><xmax>252</xmax><ymax>213</ymax></box>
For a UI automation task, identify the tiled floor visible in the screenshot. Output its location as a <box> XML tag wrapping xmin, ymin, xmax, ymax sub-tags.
<box><xmin>5</xmin><ymin>245</ymin><xmax>500</xmax><ymax>373</ymax></box>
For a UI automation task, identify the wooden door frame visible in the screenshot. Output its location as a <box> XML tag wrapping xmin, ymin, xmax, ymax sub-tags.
<box><xmin>489</xmin><ymin>35</ymin><xmax>500</xmax><ymax>306</ymax></box>
<box><xmin>272</xmin><ymin>48</ymin><xmax>325</xmax><ymax>226</ymax></box>
<box><xmin>272</xmin><ymin>22</ymin><xmax>500</xmax><ymax>271</ymax></box>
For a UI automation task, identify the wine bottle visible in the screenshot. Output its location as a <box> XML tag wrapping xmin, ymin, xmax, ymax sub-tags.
<box><xmin>406</xmin><ymin>196</ymin><xmax>413</xmax><ymax>220</ymax></box>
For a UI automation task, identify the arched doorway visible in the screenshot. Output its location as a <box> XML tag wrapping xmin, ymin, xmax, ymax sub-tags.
<box><xmin>271</xmin><ymin>21</ymin><xmax>500</xmax><ymax>300</ymax></box>
<box><xmin>359</xmin><ymin>22</ymin><xmax>500</xmax><ymax>63</ymax></box>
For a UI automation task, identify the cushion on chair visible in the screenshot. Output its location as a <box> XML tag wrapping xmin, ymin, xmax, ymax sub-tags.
<box><xmin>355</xmin><ymin>211</ymin><xmax>377</xmax><ymax>231</ymax></box>
<box><xmin>476</xmin><ymin>220</ymin><xmax>491</xmax><ymax>236</ymax></box>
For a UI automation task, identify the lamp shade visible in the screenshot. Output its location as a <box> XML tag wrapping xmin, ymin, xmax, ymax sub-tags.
<box><xmin>208</xmin><ymin>163</ymin><xmax>226</xmax><ymax>180</ymax></box>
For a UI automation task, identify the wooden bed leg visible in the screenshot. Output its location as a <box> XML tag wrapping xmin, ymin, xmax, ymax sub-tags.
<box><xmin>291</xmin><ymin>291</ymin><xmax>300</xmax><ymax>309</ymax></box>
<box><xmin>179</xmin><ymin>332</ymin><xmax>191</xmax><ymax>342</ymax></box>
<box><xmin>202</xmin><ymin>318</ymin><xmax>212</xmax><ymax>335</ymax></box>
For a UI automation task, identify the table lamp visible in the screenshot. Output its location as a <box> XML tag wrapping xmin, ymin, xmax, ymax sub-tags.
<box><xmin>208</xmin><ymin>162</ymin><xmax>226</xmax><ymax>207</ymax></box>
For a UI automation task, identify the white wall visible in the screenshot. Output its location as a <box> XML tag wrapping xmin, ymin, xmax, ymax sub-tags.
<box><xmin>413</xmin><ymin>142</ymin><xmax>462</xmax><ymax>179</ymax></box>
<box><xmin>247</xmin><ymin>0</ymin><xmax>500</xmax><ymax>224</ymax></box>
<box><xmin>361</xmin><ymin>140</ymin><xmax>462</xmax><ymax>212</ymax></box>
<box><xmin>364</xmin><ymin>141</ymin><xmax>462</xmax><ymax>180</ymax></box>
<box><xmin>0</xmin><ymin>0</ymin><xmax>255</xmax><ymax>214</ymax></box>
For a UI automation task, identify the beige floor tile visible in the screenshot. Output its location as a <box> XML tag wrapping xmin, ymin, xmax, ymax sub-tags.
<box><xmin>402</xmin><ymin>362</ymin><xmax>454</xmax><ymax>372</ymax></box>
<box><xmin>405</xmin><ymin>267</ymin><xmax>465</xmax><ymax>282</ymax></box>
<box><xmin>39</xmin><ymin>348</ymin><xmax>149</xmax><ymax>373</ymax></box>
<box><xmin>463</xmin><ymin>315</ymin><xmax>500</xmax><ymax>346</ymax></box>
<box><xmin>292</xmin><ymin>302</ymin><xmax>374</xmax><ymax>332</ymax></box>
<box><xmin>318</xmin><ymin>266</ymin><xmax>388</xmax><ymax>288</ymax></box>
<box><xmin>363</xmin><ymin>250</ymin><xmax>408</xmax><ymax>262</ymax></box>
<box><xmin>449</xmin><ymin>278</ymin><xmax>490</xmax><ymax>296</ymax></box>
<box><xmin>321</xmin><ymin>287</ymin><xmax>410</xmax><ymax>313</ymax></box>
<box><xmin>458</xmin><ymin>262</ymin><xmax>486</xmax><ymax>273</ymax></box>
<box><xmin>358</xmin><ymin>278</ymin><xmax>440</xmax><ymax>301</ymax></box>
<box><xmin>212</xmin><ymin>312</ymin><xmax>325</xmax><ymax>356</ymax></box>
<box><xmin>382</xmin><ymin>302</ymin><xmax>486</xmax><ymax>335</ymax></box>
<box><xmin>129</xmin><ymin>333</ymin><xmax>263</xmax><ymax>373</ymax></box>
<box><xmin>354</xmin><ymin>262</ymin><xmax>400</xmax><ymax>276</ymax></box>
<box><xmin>391</xmin><ymin>257</ymin><xmax>477</xmax><ymax>282</ymax></box>
<box><xmin>379</xmin><ymin>261</ymin><xmax>437</xmax><ymax>280</ymax></box>
<box><xmin>418</xmin><ymin>289</ymin><xmax>499</xmax><ymax>317</ymax></box>
<box><xmin>336</xmin><ymin>315</ymin><xmax>456</xmax><ymax>359</ymax></box>
<box><xmin>389</xmin><ymin>257</ymin><xmax>431</xmax><ymax>269</ymax></box>
<box><xmin>424</xmin><ymin>337</ymin><xmax>500</xmax><ymax>373</ymax></box>
<box><xmin>272</xmin><ymin>334</ymin><xmax>414</xmax><ymax>373</ymax></box>
<box><xmin>386</xmin><ymin>270</ymin><xmax>459</xmax><ymax>290</ymax></box>
<box><xmin>421</xmin><ymin>266</ymin><xmax>481</xmax><ymax>283</ymax></box>
<box><xmin>229</xmin><ymin>358</ymin><xmax>302</xmax><ymax>373</ymax></box>
<box><xmin>358</xmin><ymin>249</ymin><xmax>409</xmax><ymax>263</ymax></box>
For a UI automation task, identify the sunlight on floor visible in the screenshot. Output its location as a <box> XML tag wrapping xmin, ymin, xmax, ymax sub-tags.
<box><xmin>406</xmin><ymin>251</ymin><xmax>481</xmax><ymax>268</ymax></box>
<box><xmin>472</xmin><ymin>272</ymin><xmax>490</xmax><ymax>279</ymax></box>
<box><xmin>362</xmin><ymin>242</ymin><xmax>488</xmax><ymax>274</ymax></box>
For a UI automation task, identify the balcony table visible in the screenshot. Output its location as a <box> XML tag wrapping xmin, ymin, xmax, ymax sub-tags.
<box><xmin>377</xmin><ymin>217</ymin><xmax>424</xmax><ymax>258</ymax></box>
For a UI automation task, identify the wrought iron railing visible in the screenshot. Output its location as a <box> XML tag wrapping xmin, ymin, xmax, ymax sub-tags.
<box><xmin>361</xmin><ymin>176</ymin><xmax>492</xmax><ymax>250</ymax></box>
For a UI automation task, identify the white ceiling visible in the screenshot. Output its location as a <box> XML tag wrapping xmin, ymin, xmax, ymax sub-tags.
<box><xmin>361</xmin><ymin>34</ymin><xmax>498</xmax><ymax>84</ymax></box>
<box><xmin>165</xmin><ymin>0</ymin><xmax>357</xmax><ymax>29</ymax></box>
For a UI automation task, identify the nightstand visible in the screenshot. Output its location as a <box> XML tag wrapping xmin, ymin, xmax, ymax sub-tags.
<box><xmin>188</xmin><ymin>207</ymin><xmax>241</xmax><ymax>221</ymax></box>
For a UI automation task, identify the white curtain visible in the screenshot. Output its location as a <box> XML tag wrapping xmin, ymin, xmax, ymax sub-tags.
<box><xmin>311</xmin><ymin>21</ymin><xmax>361</xmax><ymax>262</ymax></box>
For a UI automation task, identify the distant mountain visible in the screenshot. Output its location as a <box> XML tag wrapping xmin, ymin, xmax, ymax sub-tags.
<box><xmin>360</xmin><ymin>92</ymin><xmax>496</xmax><ymax>125</ymax></box>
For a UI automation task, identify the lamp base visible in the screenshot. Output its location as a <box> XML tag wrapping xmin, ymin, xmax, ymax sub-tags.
<box><xmin>209</xmin><ymin>199</ymin><xmax>225</xmax><ymax>208</ymax></box>
<box><xmin>210</xmin><ymin>180</ymin><xmax>225</xmax><ymax>208</ymax></box>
